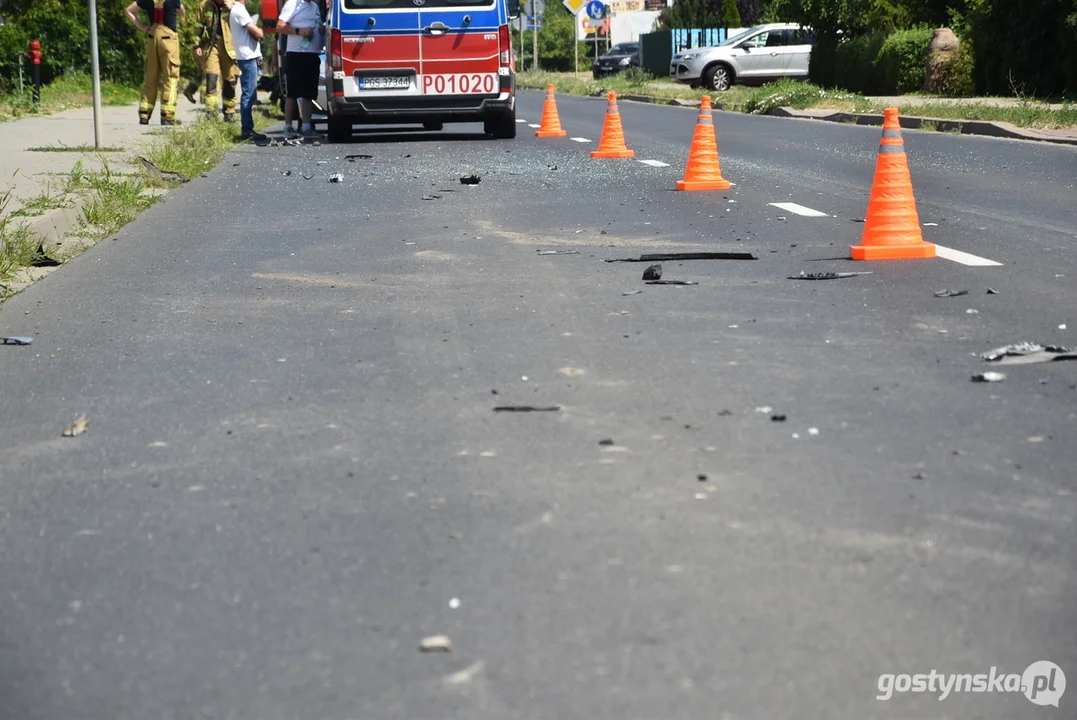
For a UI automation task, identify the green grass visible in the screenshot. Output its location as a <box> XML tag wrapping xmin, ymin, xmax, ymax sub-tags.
<box><xmin>9</xmin><ymin>191</ymin><xmax>69</xmax><ymax>218</ymax></box>
<box><xmin>0</xmin><ymin>74</ymin><xmax>141</xmax><ymax>122</ymax></box>
<box><xmin>0</xmin><ymin>187</ymin><xmax>41</xmax><ymax>286</ymax></box>
<box><xmin>62</xmin><ymin>160</ymin><xmax>158</xmax><ymax>241</ymax></box>
<box><xmin>29</xmin><ymin>144</ymin><xmax>125</xmax><ymax>152</ymax></box>
<box><xmin>518</xmin><ymin>71</ymin><xmax>1077</xmax><ymax>128</ymax></box>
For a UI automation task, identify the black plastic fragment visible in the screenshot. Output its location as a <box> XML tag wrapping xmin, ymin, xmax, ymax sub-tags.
<box><xmin>607</xmin><ymin>252</ymin><xmax>756</xmax><ymax>263</ymax></box>
<box><xmin>646</xmin><ymin>280</ymin><xmax>697</xmax><ymax>285</ymax></box>
<box><xmin>642</xmin><ymin>264</ymin><xmax>662</xmax><ymax>281</ymax></box>
<box><xmin>493</xmin><ymin>405</ymin><xmax>561</xmax><ymax>412</ymax></box>
<box><xmin>460</xmin><ymin>175</ymin><xmax>481</xmax><ymax>185</ymax></box>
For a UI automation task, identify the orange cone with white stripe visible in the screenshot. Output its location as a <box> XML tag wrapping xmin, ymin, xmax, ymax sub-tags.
<box><xmin>676</xmin><ymin>96</ymin><xmax>730</xmax><ymax>191</ymax></box>
<box><xmin>591</xmin><ymin>91</ymin><xmax>634</xmax><ymax>158</ymax></box>
<box><xmin>851</xmin><ymin>108</ymin><xmax>935</xmax><ymax>260</ymax></box>
<box><xmin>535</xmin><ymin>84</ymin><xmax>567</xmax><ymax>138</ymax></box>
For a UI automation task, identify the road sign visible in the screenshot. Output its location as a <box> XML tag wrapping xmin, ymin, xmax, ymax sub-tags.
<box><xmin>524</xmin><ymin>0</ymin><xmax>545</xmax><ymax>18</ymax></box>
<box><xmin>562</xmin><ymin>0</ymin><xmax>587</xmax><ymax>14</ymax></box>
<box><xmin>585</xmin><ymin>0</ymin><xmax>606</xmax><ymax>19</ymax></box>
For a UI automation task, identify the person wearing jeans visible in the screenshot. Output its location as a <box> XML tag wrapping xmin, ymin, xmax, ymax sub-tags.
<box><xmin>229</xmin><ymin>0</ymin><xmax>265</xmax><ymax>139</ymax></box>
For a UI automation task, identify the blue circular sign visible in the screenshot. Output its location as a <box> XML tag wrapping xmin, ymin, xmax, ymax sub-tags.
<box><xmin>585</xmin><ymin>0</ymin><xmax>606</xmax><ymax>20</ymax></box>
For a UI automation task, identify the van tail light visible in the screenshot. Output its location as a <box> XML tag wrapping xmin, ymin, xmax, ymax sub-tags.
<box><xmin>498</xmin><ymin>24</ymin><xmax>512</xmax><ymax>69</ymax></box>
<box><xmin>331</xmin><ymin>28</ymin><xmax>342</xmax><ymax>70</ymax></box>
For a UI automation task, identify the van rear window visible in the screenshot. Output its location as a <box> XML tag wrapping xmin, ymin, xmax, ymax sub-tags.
<box><xmin>346</xmin><ymin>0</ymin><xmax>494</xmax><ymax>7</ymax></box>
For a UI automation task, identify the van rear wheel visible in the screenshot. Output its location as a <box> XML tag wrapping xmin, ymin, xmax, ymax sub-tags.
<box><xmin>327</xmin><ymin>116</ymin><xmax>351</xmax><ymax>143</ymax></box>
<box><xmin>484</xmin><ymin>108</ymin><xmax>516</xmax><ymax>139</ymax></box>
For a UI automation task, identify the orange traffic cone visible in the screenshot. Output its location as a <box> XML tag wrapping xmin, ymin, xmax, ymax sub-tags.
<box><xmin>591</xmin><ymin>91</ymin><xmax>634</xmax><ymax>158</ymax></box>
<box><xmin>851</xmin><ymin>108</ymin><xmax>936</xmax><ymax>260</ymax></box>
<box><xmin>535</xmin><ymin>84</ymin><xmax>567</xmax><ymax>138</ymax></box>
<box><xmin>676</xmin><ymin>95</ymin><xmax>730</xmax><ymax>191</ymax></box>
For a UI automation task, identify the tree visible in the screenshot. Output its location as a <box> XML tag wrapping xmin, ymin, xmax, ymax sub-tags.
<box><xmin>657</xmin><ymin>0</ymin><xmax>725</xmax><ymax>30</ymax></box>
<box><xmin>721</xmin><ymin>0</ymin><xmax>742</xmax><ymax>27</ymax></box>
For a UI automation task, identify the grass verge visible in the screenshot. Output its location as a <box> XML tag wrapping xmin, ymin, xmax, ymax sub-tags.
<box><xmin>0</xmin><ymin>74</ymin><xmax>141</xmax><ymax>122</ymax></box>
<box><xmin>516</xmin><ymin>71</ymin><xmax>1077</xmax><ymax>129</ymax></box>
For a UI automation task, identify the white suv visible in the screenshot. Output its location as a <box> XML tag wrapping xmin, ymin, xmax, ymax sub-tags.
<box><xmin>670</xmin><ymin>23</ymin><xmax>814</xmax><ymax>92</ymax></box>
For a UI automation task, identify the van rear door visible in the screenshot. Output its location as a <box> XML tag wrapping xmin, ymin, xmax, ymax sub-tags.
<box><xmin>418</xmin><ymin>0</ymin><xmax>501</xmax><ymax>97</ymax></box>
<box><xmin>337</xmin><ymin>1</ymin><xmax>422</xmax><ymax>101</ymax></box>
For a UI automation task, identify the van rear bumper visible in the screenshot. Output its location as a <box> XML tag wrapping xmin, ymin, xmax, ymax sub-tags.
<box><xmin>328</xmin><ymin>92</ymin><xmax>514</xmax><ymax>124</ymax></box>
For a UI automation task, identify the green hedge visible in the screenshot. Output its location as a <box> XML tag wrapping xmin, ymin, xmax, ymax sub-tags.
<box><xmin>875</xmin><ymin>27</ymin><xmax>934</xmax><ymax>95</ymax></box>
<box><xmin>832</xmin><ymin>30</ymin><xmax>888</xmax><ymax>95</ymax></box>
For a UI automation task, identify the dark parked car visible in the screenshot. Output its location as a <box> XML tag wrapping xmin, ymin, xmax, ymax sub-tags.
<box><xmin>592</xmin><ymin>42</ymin><xmax>641</xmax><ymax>79</ymax></box>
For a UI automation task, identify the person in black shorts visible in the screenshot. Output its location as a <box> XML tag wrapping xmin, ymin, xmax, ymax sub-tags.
<box><xmin>277</xmin><ymin>0</ymin><xmax>324</xmax><ymax>139</ymax></box>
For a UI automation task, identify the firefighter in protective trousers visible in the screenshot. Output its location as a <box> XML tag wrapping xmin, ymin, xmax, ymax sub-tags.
<box><xmin>126</xmin><ymin>0</ymin><xmax>185</xmax><ymax>125</ymax></box>
<box><xmin>194</xmin><ymin>0</ymin><xmax>239</xmax><ymax>120</ymax></box>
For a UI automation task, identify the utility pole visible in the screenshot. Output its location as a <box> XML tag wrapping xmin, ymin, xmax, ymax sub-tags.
<box><xmin>532</xmin><ymin>14</ymin><xmax>539</xmax><ymax>71</ymax></box>
<box><xmin>88</xmin><ymin>0</ymin><xmax>103</xmax><ymax>148</ymax></box>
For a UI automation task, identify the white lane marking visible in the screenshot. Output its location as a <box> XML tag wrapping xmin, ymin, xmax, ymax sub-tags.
<box><xmin>527</xmin><ymin>123</ymin><xmax>540</xmax><ymax>128</ymax></box>
<box><xmin>934</xmin><ymin>244</ymin><xmax>1003</xmax><ymax>267</ymax></box>
<box><xmin>571</xmin><ymin>137</ymin><xmax>590</xmax><ymax>143</ymax></box>
<box><xmin>515</xmin><ymin>119</ymin><xmax>527</xmax><ymax>123</ymax></box>
<box><xmin>768</xmin><ymin>202</ymin><xmax>828</xmax><ymax>217</ymax></box>
<box><xmin>639</xmin><ymin>159</ymin><xmax>670</xmax><ymax>167</ymax></box>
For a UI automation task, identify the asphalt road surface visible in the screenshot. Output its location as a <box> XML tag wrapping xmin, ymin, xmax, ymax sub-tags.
<box><xmin>2</xmin><ymin>90</ymin><xmax>1075</xmax><ymax>720</ymax></box>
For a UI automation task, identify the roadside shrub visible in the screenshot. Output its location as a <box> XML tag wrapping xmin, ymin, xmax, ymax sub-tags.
<box><xmin>875</xmin><ymin>27</ymin><xmax>933</xmax><ymax>95</ymax></box>
<box><xmin>933</xmin><ymin>42</ymin><xmax>975</xmax><ymax>97</ymax></box>
<box><xmin>0</xmin><ymin>23</ymin><xmax>30</xmax><ymax>96</ymax></box>
<box><xmin>833</xmin><ymin>30</ymin><xmax>887</xmax><ymax>95</ymax></box>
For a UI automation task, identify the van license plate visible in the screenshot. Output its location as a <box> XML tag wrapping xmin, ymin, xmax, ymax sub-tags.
<box><xmin>358</xmin><ymin>76</ymin><xmax>410</xmax><ymax>90</ymax></box>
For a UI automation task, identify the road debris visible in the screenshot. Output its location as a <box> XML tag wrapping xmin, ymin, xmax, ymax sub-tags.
<box><xmin>718</xmin><ymin>409</ymin><xmax>733</xmax><ymax>416</ymax></box>
<box><xmin>607</xmin><ymin>252</ymin><xmax>756</xmax><ymax>263</ymax></box>
<box><xmin>345</xmin><ymin>154</ymin><xmax>373</xmax><ymax>161</ymax></box>
<box><xmin>754</xmin><ymin>406</ymin><xmax>773</xmax><ymax>413</ymax></box>
<box><xmin>788</xmin><ymin>271</ymin><xmax>873</xmax><ymax>280</ymax></box>
<box><xmin>642</xmin><ymin>264</ymin><xmax>662</xmax><ymax>281</ymax></box>
<box><xmin>449</xmin><ymin>597</ymin><xmax>461</xmax><ymax>609</ymax></box>
<box><xmin>422</xmin><ymin>194</ymin><xmax>442</xmax><ymax>200</ymax></box>
<box><xmin>493</xmin><ymin>406</ymin><xmax>561</xmax><ymax>412</ymax></box>
<box><xmin>328</xmin><ymin>173</ymin><xmax>344</xmax><ymax>183</ymax></box>
<box><xmin>281</xmin><ymin>170</ymin><xmax>292</xmax><ymax>176</ymax></box>
<box><xmin>966</xmin><ymin>308</ymin><xmax>979</xmax><ymax>314</ymax></box>
<box><xmin>622</xmin><ymin>290</ymin><xmax>643</xmax><ymax>296</ymax></box>
<box><xmin>598</xmin><ymin>438</ymin><xmax>615</xmax><ymax>446</ymax></box>
<box><xmin>537</xmin><ymin>249</ymin><xmax>579</xmax><ymax>255</ymax></box>
<box><xmin>981</xmin><ymin>342</ymin><xmax>1077</xmax><ymax>365</ymax></box>
<box><xmin>138</xmin><ymin>156</ymin><xmax>189</xmax><ymax>183</ymax></box>
<box><xmin>986</xmin><ymin>288</ymin><xmax>999</xmax><ymax>294</ymax></box>
<box><xmin>933</xmin><ymin>289</ymin><xmax>969</xmax><ymax>297</ymax></box>
<box><xmin>459</xmin><ymin>174</ymin><xmax>481</xmax><ymax>185</ymax></box>
<box><xmin>62</xmin><ymin>415</ymin><xmax>89</xmax><ymax>437</ymax></box>
<box><xmin>771</xmin><ymin>414</ymin><xmax>787</xmax><ymax>422</ymax></box>
<box><xmin>420</xmin><ymin>635</ymin><xmax>452</xmax><ymax>653</ymax></box>
<box><xmin>301</xmin><ymin>173</ymin><xmax>314</xmax><ymax>180</ymax></box>
<box><xmin>697</xmin><ymin>474</ymin><xmax>708</xmax><ymax>482</ymax></box>
<box><xmin>646</xmin><ymin>280</ymin><xmax>697</xmax><ymax>285</ymax></box>
<box><xmin>31</xmin><ymin>243</ymin><xmax>62</xmax><ymax>267</ymax></box>
<box><xmin>972</xmin><ymin>372</ymin><xmax>1006</xmax><ymax>383</ymax></box>
<box><xmin>1</xmin><ymin>336</ymin><xmax>33</xmax><ymax>345</ymax></box>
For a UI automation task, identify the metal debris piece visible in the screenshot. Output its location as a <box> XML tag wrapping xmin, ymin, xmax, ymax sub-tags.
<box><xmin>622</xmin><ymin>290</ymin><xmax>643</xmax><ymax>296</ymax></box>
<box><xmin>345</xmin><ymin>154</ymin><xmax>373</xmax><ymax>161</ymax></box>
<box><xmin>493</xmin><ymin>406</ymin><xmax>561</xmax><ymax>412</ymax></box>
<box><xmin>770</xmin><ymin>414</ymin><xmax>787</xmax><ymax>422</ymax></box>
<box><xmin>301</xmin><ymin>173</ymin><xmax>314</xmax><ymax>180</ymax></box>
<box><xmin>328</xmin><ymin>173</ymin><xmax>344</xmax><ymax>183</ymax></box>
<box><xmin>598</xmin><ymin>438</ymin><xmax>615</xmax><ymax>446</ymax></box>
<box><xmin>62</xmin><ymin>415</ymin><xmax>89</xmax><ymax>437</ymax></box>
<box><xmin>607</xmin><ymin>252</ymin><xmax>756</xmax><ymax>263</ymax></box>
<box><xmin>788</xmin><ymin>271</ymin><xmax>873</xmax><ymax>280</ymax></box>
<box><xmin>646</xmin><ymin>280</ymin><xmax>697</xmax><ymax>285</ymax></box>
<box><xmin>986</xmin><ymin>288</ymin><xmax>999</xmax><ymax>295</ymax></box>
<box><xmin>281</xmin><ymin>170</ymin><xmax>292</xmax><ymax>176</ymax></box>
<box><xmin>536</xmin><ymin>250</ymin><xmax>579</xmax><ymax>255</ymax></box>
<box><xmin>972</xmin><ymin>372</ymin><xmax>1006</xmax><ymax>383</ymax></box>
<box><xmin>1</xmin><ymin>336</ymin><xmax>33</xmax><ymax>345</ymax></box>
<box><xmin>642</xmin><ymin>264</ymin><xmax>662</xmax><ymax>281</ymax></box>
<box><xmin>459</xmin><ymin>174</ymin><xmax>481</xmax><ymax>185</ymax></box>
<box><xmin>933</xmin><ymin>289</ymin><xmax>969</xmax><ymax>297</ymax></box>
<box><xmin>420</xmin><ymin>635</ymin><xmax>452</xmax><ymax>653</ymax></box>
<box><xmin>422</xmin><ymin>194</ymin><xmax>443</xmax><ymax>200</ymax></box>
<box><xmin>981</xmin><ymin>342</ymin><xmax>1076</xmax><ymax>365</ymax></box>
<box><xmin>138</xmin><ymin>156</ymin><xmax>190</xmax><ymax>183</ymax></box>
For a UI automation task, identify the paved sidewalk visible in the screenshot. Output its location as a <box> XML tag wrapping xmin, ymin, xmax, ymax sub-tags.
<box><xmin>0</xmin><ymin>100</ymin><xmax>206</xmax><ymax>243</ymax></box>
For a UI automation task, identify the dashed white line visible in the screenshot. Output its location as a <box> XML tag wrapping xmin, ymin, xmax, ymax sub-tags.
<box><xmin>527</xmin><ymin>123</ymin><xmax>540</xmax><ymax>128</ymax></box>
<box><xmin>515</xmin><ymin>119</ymin><xmax>527</xmax><ymax>123</ymax></box>
<box><xmin>934</xmin><ymin>244</ymin><xmax>1003</xmax><ymax>267</ymax></box>
<box><xmin>571</xmin><ymin>137</ymin><xmax>590</xmax><ymax>143</ymax></box>
<box><xmin>768</xmin><ymin>202</ymin><xmax>828</xmax><ymax>217</ymax></box>
<box><xmin>639</xmin><ymin>159</ymin><xmax>670</xmax><ymax>167</ymax></box>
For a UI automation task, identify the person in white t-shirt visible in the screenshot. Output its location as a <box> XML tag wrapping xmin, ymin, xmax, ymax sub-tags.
<box><xmin>229</xmin><ymin>0</ymin><xmax>265</xmax><ymax>140</ymax></box>
<box><xmin>277</xmin><ymin>0</ymin><xmax>324</xmax><ymax>139</ymax></box>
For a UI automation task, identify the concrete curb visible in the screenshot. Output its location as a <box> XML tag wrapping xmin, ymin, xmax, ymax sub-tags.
<box><xmin>28</xmin><ymin>197</ymin><xmax>89</xmax><ymax>251</ymax></box>
<box><xmin>765</xmin><ymin>108</ymin><xmax>1077</xmax><ymax>146</ymax></box>
<box><xmin>519</xmin><ymin>85</ymin><xmax>1077</xmax><ymax>146</ymax></box>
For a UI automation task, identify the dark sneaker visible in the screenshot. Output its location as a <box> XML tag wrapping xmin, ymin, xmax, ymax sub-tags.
<box><xmin>239</xmin><ymin>130</ymin><xmax>268</xmax><ymax>142</ymax></box>
<box><xmin>139</xmin><ymin>117</ymin><xmax>150</xmax><ymax>125</ymax></box>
